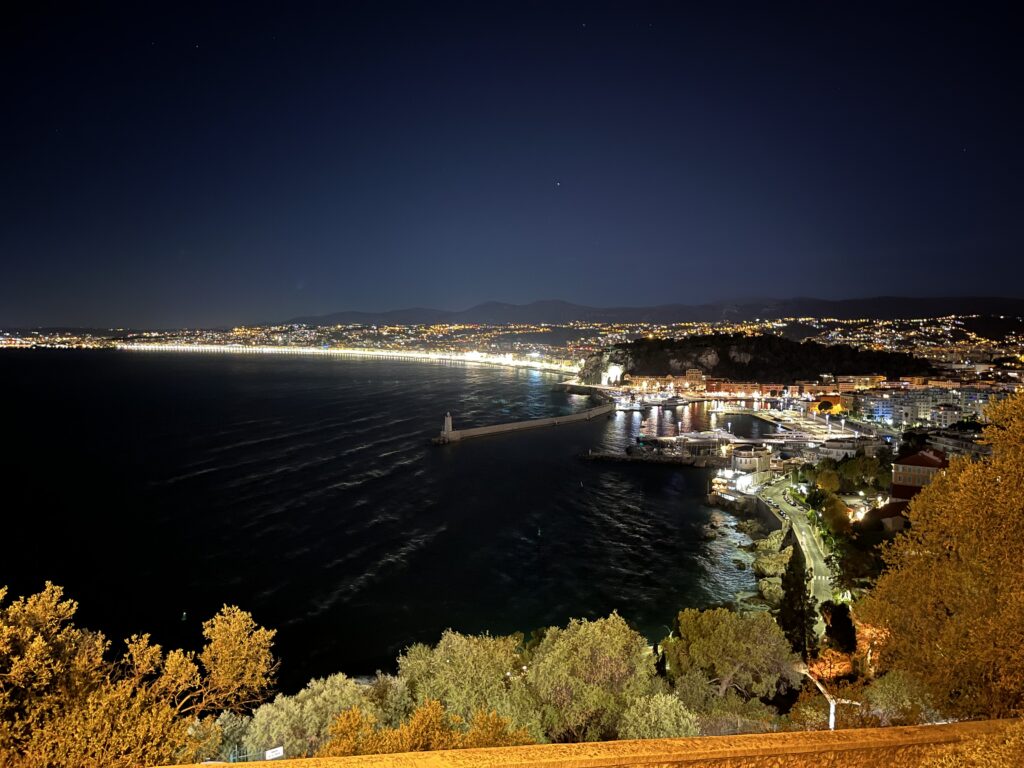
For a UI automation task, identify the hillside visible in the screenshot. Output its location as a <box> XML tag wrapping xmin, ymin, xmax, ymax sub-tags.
<box><xmin>579</xmin><ymin>334</ymin><xmax>934</xmax><ymax>384</ymax></box>
<box><xmin>288</xmin><ymin>297</ymin><xmax>1024</xmax><ymax>326</ymax></box>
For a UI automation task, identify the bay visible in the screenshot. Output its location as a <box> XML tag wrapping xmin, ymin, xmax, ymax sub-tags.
<box><xmin>0</xmin><ymin>349</ymin><xmax>760</xmax><ymax>689</ymax></box>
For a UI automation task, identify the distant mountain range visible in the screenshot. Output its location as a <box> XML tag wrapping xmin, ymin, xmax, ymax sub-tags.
<box><xmin>288</xmin><ymin>296</ymin><xmax>1024</xmax><ymax>326</ymax></box>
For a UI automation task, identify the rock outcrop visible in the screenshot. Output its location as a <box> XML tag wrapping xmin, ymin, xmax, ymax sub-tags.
<box><xmin>758</xmin><ymin>577</ymin><xmax>785</xmax><ymax>607</ymax></box>
<box><xmin>753</xmin><ymin>546</ymin><xmax>794</xmax><ymax>578</ymax></box>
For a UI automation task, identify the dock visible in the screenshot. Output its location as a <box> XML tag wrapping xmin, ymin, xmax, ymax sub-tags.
<box><xmin>433</xmin><ymin>402</ymin><xmax>615</xmax><ymax>444</ymax></box>
<box><xmin>584</xmin><ymin>450</ymin><xmax>728</xmax><ymax>468</ymax></box>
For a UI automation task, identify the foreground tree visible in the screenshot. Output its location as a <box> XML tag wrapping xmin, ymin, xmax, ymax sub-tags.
<box><xmin>821</xmin><ymin>494</ymin><xmax>852</xmax><ymax>537</ymax></box>
<box><xmin>670</xmin><ymin>668</ymin><xmax>780</xmax><ymax>736</ymax></box>
<box><xmin>0</xmin><ymin>584</ymin><xmax>107</xmax><ymax>754</ymax></box>
<box><xmin>777</xmin><ymin>547</ymin><xmax>818</xmax><ymax>659</ymax></box>
<box><xmin>663</xmin><ymin>608</ymin><xmax>801</xmax><ymax>700</ymax></box>
<box><xmin>397</xmin><ymin>630</ymin><xmax>541</xmax><ymax>739</ymax></box>
<box><xmin>788</xmin><ymin>670</ymin><xmax>936</xmax><ymax>731</ymax></box>
<box><xmin>617</xmin><ymin>694</ymin><xmax>699</xmax><ymax>740</ymax></box>
<box><xmin>816</xmin><ymin>469</ymin><xmax>841</xmax><ymax>494</ymax></box>
<box><xmin>526</xmin><ymin>613</ymin><xmax>657</xmax><ymax>742</ymax></box>
<box><xmin>860</xmin><ymin>392</ymin><xmax>1024</xmax><ymax>718</ymax></box>
<box><xmin>362</xmin><ymin>672</ymin><xmax>414</xmax><ymax>729</ymax></box>
<box><xmin>243</xmin><ymin>673</ymin><xmax>365</xmax><ymax>758</ymax></box>
<box><xmin>0</xmin><ymin>584</ymin><xmax>276</xmax><ymax>767</ymax></box>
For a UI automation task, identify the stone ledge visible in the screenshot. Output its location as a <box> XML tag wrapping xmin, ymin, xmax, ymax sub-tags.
<box><xmin>171</xmin><ymin>719</ymin><xmax>1016</xmax><ymax>768</ymax></box>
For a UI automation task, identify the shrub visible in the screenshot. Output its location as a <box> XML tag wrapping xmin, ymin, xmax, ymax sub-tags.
<box><xmin>618</xmin><ymin>694</ymin><xmax>699</xmax><ymax>740</ymax></box>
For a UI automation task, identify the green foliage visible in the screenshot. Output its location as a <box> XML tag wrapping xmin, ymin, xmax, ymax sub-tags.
<box><xmin>875</xmin><ymin>445</ymin><xmax>894</xmax><ymax>468</ymax></box>
<box><xmin>788</xmin><ymin>671</ymin><xmax>940</xmax><ymax>732</ymax></box>
<box><xmin>664</xmin><ymin>608</ymin><xmax>801</xmax><ymax>700</ymax></box>
<box><xmin>582</xmin><ymin>333</ymin><xmax>933</xmax><ymax>384</ymax></box>
<box><xmin>243</xmin><ymin>672</ymin><xmax>364</xmax><ymax>758</ymax></box>
<box><xmin>527</xmin><ymin>613</ymin><xmax>657</xmax><ymax>742</ymax></box>
<box><xmin>397</xmin><ymin>630</ymin><xmax>543</xmax><ymax>740</ymax></box>
<box><xmin>874</xmin><ymin>469</ymin><xmax>892</xmax><ymax>491</ymax></box>
<box><xmin>362</xmin><ymin>672</ymin><xmax>414</xmax><ymax>729</ymax></box>
<box><xmin>861</xmin><ymin>671</ymin><xmax>937</xmax><ymax>726</ymax></box>
<box><xmin>671</xmin><ymin>670</ymin><xmax>779</xmax><ymax>736</ymax></box>
<box><xmin>805</xmin><ymin>487</ymin><xmax>827</xmax><ymax>510</ymax></box>
<box><xmin>838</xmin><ymin>455</ymin><xmax>881</xmax><ymax>491</ymax></box>
<box><xmin>821</xmin><ymin>494</ymin><xmax>852</xmax><ymax>537</ymax></box>
<box><xmin>778</xmin><ymin>547</ymin><xmax>818</xmax><ymax>659</ymax></box>
<box><xmin>214</xmin><ymin>710</ymin><xmax>251</xmax><ymax>761</ymax></box>
<box><xmin>816</xmin><ymin>469</ymin><xmax>841</xmax><ymax>494</ymax></box>
<box><xmin>617</xmin><ymin>693</ymin><xmax>698</xmax><ymax>740</ymax></box>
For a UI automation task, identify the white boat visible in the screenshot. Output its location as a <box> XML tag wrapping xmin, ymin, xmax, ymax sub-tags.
<box><xmin>616</xmin><ymin>399</ymin><xmax>645</xmax><ymax>412</ymax></box>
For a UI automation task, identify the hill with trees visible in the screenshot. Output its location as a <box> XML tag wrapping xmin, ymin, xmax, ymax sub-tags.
<box><xmin>580</xmin><ymin>333</ymin><xmax>933</xmax><ymax>384</ymax></box>
<box><xmin>288</xmin><ymin>297</ymin><xmax>1024</xmax><ymax>327</ymax></box>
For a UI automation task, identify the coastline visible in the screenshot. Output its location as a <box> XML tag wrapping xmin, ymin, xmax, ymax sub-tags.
<box><xmin>113</xmin><ymin>342</ymin><xmax>580</xmax><ymax>375</ymax></box>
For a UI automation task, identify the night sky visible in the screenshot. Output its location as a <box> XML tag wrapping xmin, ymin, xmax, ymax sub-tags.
<box><xmin>3</xmin><ymin>2</ymin><xmax>1022</xmax><ymax>328</ymax></box>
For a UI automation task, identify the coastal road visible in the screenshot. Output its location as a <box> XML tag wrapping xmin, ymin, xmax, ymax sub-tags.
<box><xmin>759</xmin><ymin>481</ymin><xmax>834</xmax><ymax>629</ymax></box>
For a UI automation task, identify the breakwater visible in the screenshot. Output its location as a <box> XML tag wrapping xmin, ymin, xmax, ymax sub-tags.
<box><xmin>433</xmin><ymin>402</ymin><xmax>615</xmax><ymax>444</ymax></box>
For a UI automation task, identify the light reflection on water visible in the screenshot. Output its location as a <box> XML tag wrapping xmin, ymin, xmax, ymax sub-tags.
<box><xmin>2</xmin><ymin>350</ymin><xmax>765</xmax><ymax>690</ymax></box>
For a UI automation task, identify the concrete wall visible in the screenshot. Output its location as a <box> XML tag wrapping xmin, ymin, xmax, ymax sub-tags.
<box><xmin>174</xmin><ymin>719</ymin><xmax>1017</xmax><ymax>768</ymax></box>
<box><xmin>754</xmin><ymin>496</ymin><xmax>785</xmax><ymax>532</ymax></box>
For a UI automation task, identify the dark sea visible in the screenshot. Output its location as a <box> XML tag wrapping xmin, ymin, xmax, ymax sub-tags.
<box><xmin>1</xmin><ymin>349</ymin><xmax>767</xmax><ymax>690</ymax></box>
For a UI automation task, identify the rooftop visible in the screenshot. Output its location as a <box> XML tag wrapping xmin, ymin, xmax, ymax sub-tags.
<box><xmin>893</xmin><ymin>449</ymin><xmax>949</xmax><ymax>469</ymax></box>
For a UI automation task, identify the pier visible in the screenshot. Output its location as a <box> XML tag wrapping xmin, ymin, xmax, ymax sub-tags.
<box><xmin>433</xmin><ymin>402</ymin><xmax>615</xmax><ymax>444</ymax></box>
<box><xmin>584</xmin><ymin>450</ymin><xmax>727</xmax><ymax>468</ymax></box>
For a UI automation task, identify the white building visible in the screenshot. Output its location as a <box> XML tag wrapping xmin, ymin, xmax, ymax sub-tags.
<box><xmin>731</xmin><ymin>447</ymin><xmax>772</xmax><ymax>489</ymax></box>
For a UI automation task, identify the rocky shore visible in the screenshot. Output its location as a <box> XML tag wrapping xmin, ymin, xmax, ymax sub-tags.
<box><xmin>745</xmin><ymin>525</ymin><xmax>793</xmax><ymax>607</ymax></box>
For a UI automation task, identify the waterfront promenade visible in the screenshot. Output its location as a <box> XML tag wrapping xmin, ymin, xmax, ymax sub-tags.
<box><xmin>116</xmin><ymin>343</ymin><xmax>580</xmax><ymax>375</ymax></box>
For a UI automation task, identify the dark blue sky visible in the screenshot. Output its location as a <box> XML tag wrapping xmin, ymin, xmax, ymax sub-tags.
<box><xmin>2</xmin><ymin>2</ymin><xmax>1022</xmax><ymax>327</ymax></box>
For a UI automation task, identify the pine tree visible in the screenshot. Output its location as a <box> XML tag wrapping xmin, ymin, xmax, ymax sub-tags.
<box><xmin>778</xmin><ymin>545</ymin><xmax>818</xmax><ymax>660</ymax></box>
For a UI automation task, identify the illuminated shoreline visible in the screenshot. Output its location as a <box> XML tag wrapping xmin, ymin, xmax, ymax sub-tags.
<box><xmin>114</xmin><ymin>342</ymin><xmax>581</xmax><ymax>375</ymax></box>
